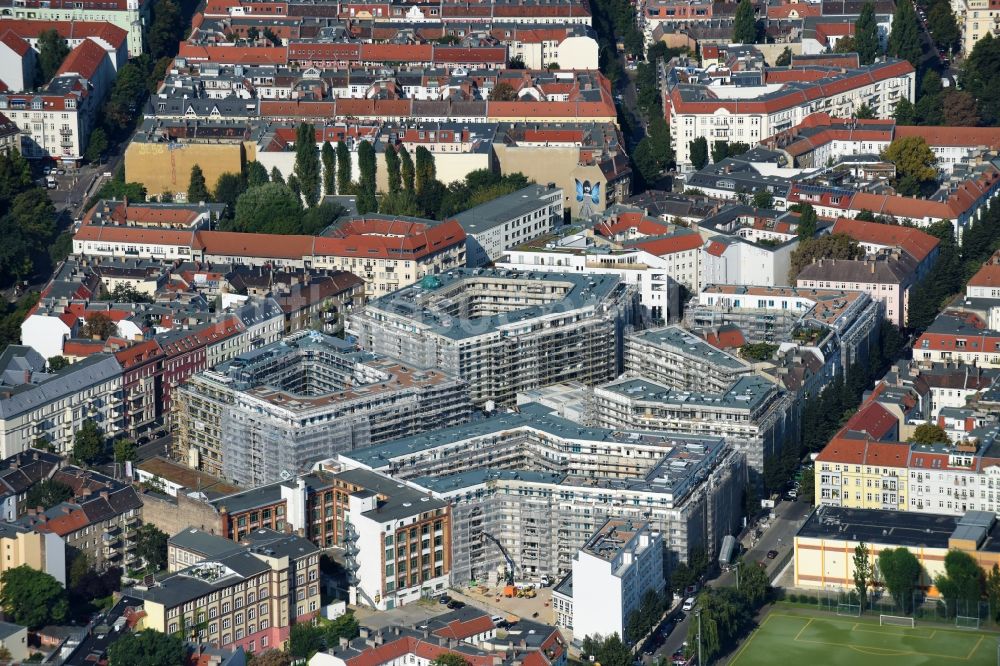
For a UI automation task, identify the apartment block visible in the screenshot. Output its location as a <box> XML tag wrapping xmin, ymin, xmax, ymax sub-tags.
<box><xmin>0</xmin><ymin>523</ymin><xmax>65</xmax><ymax>590</ymax></box>
<box><xmin>594</xmin><ymin>374</ymin><xmax>795</xmax><ymax>483</ymax></box>
<box><xmin>339</xmin><ymin>402</ymin><xmax>745</xmax><ymax>584</ymax></box>
<box><xmin>624</xmin><ymin>326</ymin><xmax>753</xmax><ymax>392</ymax></box>
<box><xmin>0</xmin><ymin>0</ymin><xmax>151</xmax><ymax>56</ymax></box>
<box><xmin>128</xmin><ymin>528</ymin><xmax>320</xmax><ymax>654</ymax></box>
<box><xmin>348</xmin><ymin>269</ymin><xmax>638</xmax><ymax>407</ymax></box>
<box><xmin>455</xmin><ymin>184</ymin><xmax>564</xmax><ymax>267</ymax></box>
<box><xmin>0</xmin><ymin>346</ymin><xmax>123</xmax><ymax>459</ymax></box>
<box><xmin>552</xmin><ymin>518</ymin><xmax>665</xmax><ymax>641</ymax></box>
<box><xmin>173</xmin><ymin>331</ymin><xmax>470</xmax><ymax>486</ymax></box>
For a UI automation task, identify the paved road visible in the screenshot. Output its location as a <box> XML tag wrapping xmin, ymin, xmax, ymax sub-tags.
<box><xmin>653</xmin><ymin>499</ymin><xmax>815</xmax><ymax>664</ymax></box>
<box><xmin>135</xmin><ymin>434</ymin><xmax>172</xmax><ymax>463</ymax></box>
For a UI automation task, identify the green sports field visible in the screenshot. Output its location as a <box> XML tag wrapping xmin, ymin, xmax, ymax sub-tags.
<box><xmin>729</xmin><ymin>608</ymin><xmax>999</xmax><ymax>665</ymax></box>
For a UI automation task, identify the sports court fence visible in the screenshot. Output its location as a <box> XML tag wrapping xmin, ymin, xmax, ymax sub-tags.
<box><xmin>782</xmin><ymin>588</ymin><xmax>996</xmax><ymax>627</ymax></box>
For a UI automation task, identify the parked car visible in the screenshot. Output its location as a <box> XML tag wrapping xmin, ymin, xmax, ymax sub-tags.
<box><xmin>447</xmin><ymin>600</ymin><xmax>465</xmax><ymax>610</ymax></box>
<box><xmin>682</xmin><ymin>597</ymin><xmax>696</xmax><ymax>612</ymax></box>
<box><xmin>438</xmin><ymin>595</ymin><xmax>452</xmax><ymax>605</ymax></box>
<box><xmin>767</xmin><ymin>549</ymin><xmax>779</xmax><ymax>559</ymax></box>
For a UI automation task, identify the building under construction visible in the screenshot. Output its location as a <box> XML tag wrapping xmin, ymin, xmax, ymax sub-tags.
<box><xmin>347</xmin><ymin>268</ymin><xmax>639</xmax><ymax>408</ymax></box>
<box><xmin>173</xmin><ymin>331</ymin><xmax>471</xmax><ymax>486</ymax></box>
<box><xmin>338</xmin><ymin>403</ymin><xmax>745</xmax><ymax>586</ymax></box>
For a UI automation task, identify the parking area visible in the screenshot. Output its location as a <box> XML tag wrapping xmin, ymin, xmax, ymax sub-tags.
<box><xmin>352</xmin><ymin>597</ymin><xmax>460</xmax><ymax>631</ymax></box>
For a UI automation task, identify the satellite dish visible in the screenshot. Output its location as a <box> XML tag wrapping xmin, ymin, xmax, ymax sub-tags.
<box><xmin>280</xmin><ymin>470</ymin><xmax>292</xmax><ymax>480</ymax></box>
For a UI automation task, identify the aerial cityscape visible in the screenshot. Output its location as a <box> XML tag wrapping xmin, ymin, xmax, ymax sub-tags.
<box><xmin>0</xmin><ymin>0</ymin><xmax>996</xmax><ymax>662</ymax></box>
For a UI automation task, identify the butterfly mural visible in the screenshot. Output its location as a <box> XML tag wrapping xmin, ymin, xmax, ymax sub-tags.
<box><xmin>575</xmin><ymin>179</ymin><xmax>601</xmax><ymax>218</ymax></box>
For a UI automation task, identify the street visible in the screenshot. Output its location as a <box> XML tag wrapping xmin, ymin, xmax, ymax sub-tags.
<box><xmin>653</xmin><ymin>499</ymin><xmax>814</xmax><ymax>664</ymax></box>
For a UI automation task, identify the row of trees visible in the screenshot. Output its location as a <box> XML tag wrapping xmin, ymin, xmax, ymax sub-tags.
<box><xmin>681</xmin><ymin>560</ymin><xmax>771</xmax><ymax>662</ymax></box>
<box><xmin>0</xmin><ymin>150</ymin><xmax>60</xmax><ymax>286</ymax></box>
<box><xmin>624</xmin><ymin>589</ymin><xmax>670</xmax><ymax>643</ymax></box>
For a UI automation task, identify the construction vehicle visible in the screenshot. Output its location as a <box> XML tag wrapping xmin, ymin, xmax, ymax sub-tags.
<box><xmin>481</xmin><ymin>532</ymin><xmax>518</xmax><ymax>598</ymax></box>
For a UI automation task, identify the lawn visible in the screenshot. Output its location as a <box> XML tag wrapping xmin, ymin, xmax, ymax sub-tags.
<box><xmin>728</xmin><ymin>607</ymin><xmax>998</xmax><ymax>665</ymax></box>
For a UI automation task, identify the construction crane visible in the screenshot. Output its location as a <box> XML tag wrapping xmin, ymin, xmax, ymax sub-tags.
<box><xmin>481</xmin><ymin>532</ymin><xmax>517</xmax><ymax>597</ymax></box>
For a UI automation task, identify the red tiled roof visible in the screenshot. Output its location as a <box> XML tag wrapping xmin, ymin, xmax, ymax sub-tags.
<box><xmin>627</xmin><ymin>232</ymin><xmax>703</xmax><ymax>256</ymax></box>
<box><xmin>831</xmin><ymin>217</ymin><xmax>939</xmax><ymax>262</ymax></box>
<box><xmin>0</xmin><ymin>30</ymin><xmax>30</xmax><ymax>57</ymax></box>
<box><xmin>843</xmin><ymin>401</ymin><xmax>898</xmax><ymax>441</ymax></box>
<box><xmin>969</xmin><ymin>264</ymin><xmax>1000</xmax><ymax>289</ymax></box>
<box><xmin>895</xmin><ymin>125</ymin><xmax>1000</xmax><ymax>149</ymax></box>
<box><xmin>56</xmin><ymin>38</ymin><xmax>109</xmax><ymax>79</ymax></box>
<box><xmin>0</xmin><ymin>19</ymin><xmax>127</xmax><ymax>48</ymax></box>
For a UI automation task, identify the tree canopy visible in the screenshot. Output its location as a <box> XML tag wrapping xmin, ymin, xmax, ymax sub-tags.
<box><xmin>0</xmin><ymin>566</ymin><xmax>68</xmax><ymax>628</ymax></box>
<box><xmin>733</xmin><ymin>0</ymin><xmax>758</xmax><ymax>44</ymax></box>
<box><xmin>24</xmin><ymin>478</ymin><xmax>74</xmax><ymax>510</ymax></box>
<box><xmin>908</xmin><ymin>423</ymin><xmax>950</xmax><ymax>445</ymax></box>
<box><xmin>789</xmin><ymin>233</ymin><xmax>864</xmax><ymax>281</ymax></box>
<box><xmin>107</xmin><ymin>630</ymin><xmax>185</xmax><ymax>666</ymax></box>
<box><xmin>888</xmin><ymin>0</ymin><xmax>923</xmax><ymax>66</ymax></box>
<box><xmin>883</xmin><ymin>136</ymin><xmax>938</xmax><ymax>196</ymax></box>
<box><xmin>186</xmin><ymin>164</ymin><xmax>211</xmax><ymax>203</ymax></box>
<box><xmin>37</xmin><ymin>29</ymin><xmax>71</xmax><ymax>84</ymax></box>
<box><xmin>73</xmin><ymin>419</ymin><xmax>105</xmax><ymax>465</ymax></box>
<box><xmin>878</xmin><ymin>547</ymin><xmax>923</xmax><ymax>613</ymax></box>
<box><xmin>855</xmin><ymin>1</ymin><xmax>881</xmax><ymax>64</ymax></box>
<box><xmin>690</xmin><ymin>137</ymin><xmax>709</xmax><ymax>170</ymax></box>
<box><xmin>136</xmin><ymin>524</ymin><xmax>169</xmax><ymax>572</ymax></box>
<box><xmin>294</xmin><ymin>123</ymin><xmax>321</xmax><ymax>207</ymax></box>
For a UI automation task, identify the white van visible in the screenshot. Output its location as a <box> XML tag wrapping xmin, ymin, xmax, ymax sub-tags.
<box><xmin>682</xmin><ymin>597</ymin><xmax>696</xmax><ymax>612</ymax></box>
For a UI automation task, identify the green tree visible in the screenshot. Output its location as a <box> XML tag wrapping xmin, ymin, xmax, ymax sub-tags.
<box><xmin>690</xmin><ymin>137</ymin><xmax>709</xmax><ymax>170</ymax></box>
<box><xmin>738</xmin><ymin>558</ymin><xmax>770</xmax><ymax>607</ymax></box>
<box><xmin>789</xmin><ymin>233</ymin><xmax>864</xmax><ymax>280</ymax></box>
<box><xmin>489</xmin><ymin>82</ymin><xmax>518</xmax><ymax>101</ymax></box>
<box><xmin>927</xmin><ymin>1</ymin><xmax>960</xmax><ymax>53</ymax></box>
<box><xmin>148</xmin><ymin>0</ymin><xmax>183</xmax><ymax>60</ymax></box>
<box><xmin>752</xmin><ymin>189</ymin><xmax>774</xmax><ymax>209</ymax></box>
<box><xmin>68</xmin><ymin>552</ymin><xmax>90</xmax><ymax>590</ymax></box>
<box><xmin>854</xmin><ymin>103</ymin><xmax>877</xmax><ymax>120</ymax></box>
<box><xmin>80</xmin><ymin>311</ymin><xmax>117</xmax><ymax>340</ymax></box>
<box><xmin>740</xmin><ymin>342</ymin><xmax>778</xmax><ymax>361</ymax></box>
<box><xmin>270</xmin><ymin>167</ymin><xmax>285</xmax><ymax>185</ymax></box>
<box><xmin>336</xmin><ymin>140</ymin><xmax>351</xmax><ymax>195</ymax></box>
<box><xmin>399</xmin><ymin>145</ymin><xmax>415</xmax><ymax>192</ymax></box>
<box><xmin>0</xmin><ymin>566</ymin><xmax>68</xmax><ymax>628</ymax></box>
<box><xmin>214</xmin><ymin>172</ymin><xmax>245</xmax><ymax>221</ymax></box>
<box><xmin>935</xmin><ymin>549</ymin><xmax>985</xmax><ymax>617</ymax></box>
<box><xmin>855</xmin><ymin>1</ymin><xmax>881</xmax><ymax>64</ymax></box>
<box><xmin>136</xmin><ymin>524</ymin><xmax>168</xmax><ymax>571</ymax></box>
<box><xmin>232</xmin><ymin>183</ymin><xmax>305</xmax><ymax>234</ymax></box>
<box><xmin>431</xmin><ymin>655</ymin><xmax>471</xmax><ymax>666</ymax></box>
<box><xmin>47</xmin><ymin>355</ymin><xmax>69</xmax><ymax>371</ymax></box>
<box><xmin>37</xmin><ymin>29</ymin><xmax>70</xmax><ymax>84</ymax></box>
<box><xmin>113</xmin><ymin>438</ymin><xmax>136</xmax><ymax>462</ymax></box>
<box><xmin>356</xmin><ymin>140</ymin><xmax>378</xmax><ymax>215</ymax></box>
<box><xmin>888</xmin><ymin>0</ymin><xmax>923</xmax><ymax>66</ymax></box>
<box><xmin>733</xmin><ymin>0</ymin><xmax>758</xmax><ymax>44</ymax></box>
<box><xmin>987</xmin><ymin>563</ymin><xmax>1000</xmax><ymax>621</ymax></box>
<box><xmin>878</xmin><ymin>547</ymin><xmax>923</xmax><ymax>613</ymax></box>
<box><xmin>246</xmin><ymin>161</ymin><xmax>269</xmax><ymax>188</ymax></box>
<box><xmin>883</xmin><ymin>136</ymin><xmax>938</xmax><ymax>196</ymax></box>
<box><xmin>415</xmin><ymin>147</ymin><xmax>436</xmax><ymax>194</ymax></box>
<box><xmin>248</xmin><ymin>650</ymin><xmax>292</xmax><ymax>666</ymax></box>
<box><xmin>73</xmin><ymin>419</ymin><xmax>104</xmax><ymax>465</ymax></box>
<box><xmin>379</xmin><ymin>189</ymin><xmax>422</xmax><ymax>217</ymax></box>
<box><xmin>853</xmin><ymin>542</ymin><xmax>873</xmax><ymax>610</ymax></box>
<box><xmin>84</xmin><ymin>127</ymin><xmax>108</xmax><ymax>163</ymax></box>
<box><xmin>908</xmin><ymin>423</ymin><xmax>950</xmax><ymax>444</ymax></box>
<box><xmin>775</xmin><ymin>46</ymin><xmax>792</xmax><ymax>66</ymax></box>
<box><xmin>294</xmin><ymin>122</ymin><xmax>320</xmax><ymax>207</ymax></box>
<box><xmin>186</xmin><ymin>164</ymin><xmax>211</xmax><ymax>203</ymax></box>
<box><xmin>107</xmin><ymin>630</ymin><xmax>184</xmax><ymax>666</ymax></box>
<box><xmin>942</xmin><ymin>90</ymin><xmax>980</xmax><ymax>127</ymax></box>
<box><xmin>24</xmin><ymin>478</ymin><xmax>74</xmax><ymax>510</ymax></box>
<box><xmin>711</xmin><ymin>141</ymin><xmax>729</xmax><ymax>164</ymax></box>
<box><xmin>288</xmin><ymin>623</ymin><xmax>325</xmax><ymax>659</ymax></box>
<box><xmin>894</xmin><ymin>98</ymin><xmax>917</xmax><ymax>125</ymax></box>
<box><xmin>792</xmin><ymin>203</ymin><xmax>818</xmax><ymax>238</ymax></box>
<box><xmin>961</xmin><ymin>34</ymin><xmax>1000</xmax><ymax>124</ymax></box>
<box><xmin>582</xmin><ymin>633</ymin><xmax>631</xmax><ymax>666</ymax></box>
<box><xmin>799</xmin><ymin>468</ymin><xmax>815</xmax><ymax>504</ymax></box>
<box><xmin>385</xmin><ymin>146</ymin><xmax>402</xmax><ymax>193</ymax></box>
<box><xmin>321</xmin><ymin>141</ymin><xmax>336</xmax><ymax>196</ymax></box>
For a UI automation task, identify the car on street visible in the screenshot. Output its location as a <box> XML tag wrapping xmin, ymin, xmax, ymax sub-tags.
<box><xmin>447</xmin><ymin>600</ymin><xmax>465</xmax><ymax>610</ymax></box>
<box><xmin>682</xmin><ymin>597</ymin><xmax>696</xmax><ymax>612</ymax></box>
<box><xmin>671</xmin><ymin>649</ymin><xmax>686</xmax><ymax>665</ymax></box>
<box><xmin>767</xmin><ymin>549</ymin><xmax>779</xmax><ymax>559</ymax></box>
<box><xmin>438</xmin><ymin>595</ymin><xmax>451</xmax><ymax>604</ymax></box>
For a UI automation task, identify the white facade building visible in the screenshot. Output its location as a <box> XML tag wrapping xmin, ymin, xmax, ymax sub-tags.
<box><xmin>559</xmin><ymin>518</ymin><xmax>664</xmax><ymax>641</ymax></box>
<box><xmin>455</xmin><ymin>184</ymin><xmax>564</xmax><ymax>267</ymax></box>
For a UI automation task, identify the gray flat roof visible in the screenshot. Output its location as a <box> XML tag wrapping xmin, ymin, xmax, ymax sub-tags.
<box><xmin>599</xmin><ymin>374</ymin><xmax>778</xmax><ymax>411</ymax></box>
<box><xmin>631</xmin><ymin>326</ymin><xmax>749</xmax><ymax>370</ymax></box>
<box><xmin>168</xmin><ymin>528</ymin><xmax>243</xmax><ymax>559</ymax></box>
<box><xmin>362</xmin><ymin>268</ymin><xmax>623</xmax><ymax>340</ymax></box>
<box><xmin>453</xmin><ymin>184</ymin><xmax>560</xmax><ymax>235</ymax></box>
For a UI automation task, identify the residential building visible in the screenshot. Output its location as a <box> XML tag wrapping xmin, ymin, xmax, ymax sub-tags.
<box><xmin>17</xmin><ymin>479</ymin><xmax>143</xmax><ymax>571</ymax></box>
<box><xmin>964</xmin><ymin>0</ymin><xmax>1000</xmax><ymax>55</ymax></box>
<box><xmin>455</xmin><ymin>184</ymin><xmax>564</xmax><ymax>267</ymax></box>
<box><xmin>0</xmin><ymin>31</ymin><xmax>35</xmax><ymax>91</ymax></box>
<box><xmin>0</xmin><ymin>111</ymin><xmax>18</xmax><ymax>154</ymax></box>
<box><xmin>173</xmin><ymin>331</ymin><xmax>470</xmax><ymax>486</ymax></box>
<box><xmin>168</xmin><ymin>528</ymin><xmax>242</xmax><ymax>573</ymax></box>
<box><xmin>0</xmin><ymin>448</ymin><xmax>63</xmax><ymax>521</ymax></box>
<box><xmin>0</xmin><ymin>346</ymin><xmax>123</xmax><ymax>458</ymax></box>
<box><xmin>128</xmin><ymin>529</ymin><xmax>321</xmax><ymax>654</ymax></box>
<box><xmin>914</xmin><ymin>312</ymin><xmax>1000</xmax><ymax>368</ymax></box>
<box><xmin>339</xmin><ymin>402</ymin><xmax>746</xmax><ymax>582</ymax></box>
<box><xmin>497</xmin><ymin>227</ymin><xmax>684</xmax><ymax>323</ymax></box>
<box><xmin>72</xmin><ymin>216</ymin><xmax>467</xmax><ymax>299</ymax></box>
<box><xmin>592</xmin><ymin>209</ymin><xmax>703</xmax><ymax>291</ymax></box>
<box><xmin>0</xmin><ymin>37</ymin><xmax>117</xmax><ymax>163</ymax></box>
<box><xmin>0</xmin><ymin>622</ymin><xmax>28</xmax><ymax>663</ymax></box>
<box><xmin>552</xmin><ymin>518</ymin><xmax>664</xmax><ymax>641</ymax></box>
<box><xmin>349</xmin><ymin>269</ymin><xmax>638</xmax><ymax>407</ymax></box>
<box><xmin>594</xmin><ymin>374</ymin><xmax>795</xmax><ymax>483</ymax></box>
<box><xmin>0</xmin><ymin>522</ymin><xmax>65</xmax><ymax>589</ymax></box>
<box><xmin>0</xmin><ymin>0</ymin><xmax>151</xmax><ymax>57</ymax></box>
<box><xmin>624</xmin><ymin>326</ymin><xmax>753</xmax><ymax>393</ymax></box>
<box><xmin>665</xmin><ymin>56</ymin><xmax>916</xmax><ymax>170</ymax></box>
<box><xmin>309</xmin><ymin>610</ymin><xmax>567</xmax><ymax>666</ymax></box>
